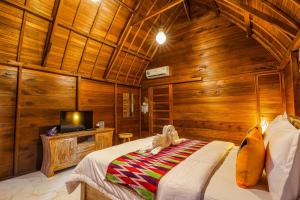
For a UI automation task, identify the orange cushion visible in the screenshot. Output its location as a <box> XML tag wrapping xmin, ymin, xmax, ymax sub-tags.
<box><xmin>236</xmin><ymin>127</ymin><xmax>265</xmax><ymax>188</ymax></box>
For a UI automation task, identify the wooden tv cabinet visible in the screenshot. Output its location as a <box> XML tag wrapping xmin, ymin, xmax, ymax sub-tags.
<box><xmin>41</xmin><ymin>128</ymin><xmax>114</xmax><ymax>177</ymax></box>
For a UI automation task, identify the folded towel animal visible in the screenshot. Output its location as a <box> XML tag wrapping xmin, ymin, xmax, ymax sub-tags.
<box><xmin>163</xmin><ymin>125</ymin><xmax>186</xmax><ymax>145</ymax></box>
<box><xmin>150</xmin><ymin>125</ymin><xmax>186</xmax><ymax>155</ymax></box>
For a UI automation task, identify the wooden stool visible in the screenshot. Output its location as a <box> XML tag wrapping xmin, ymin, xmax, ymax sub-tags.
<box><xmin>119</xmin><ymin>133</ymin><xmax>133</xmax><ymax>143</ymax></box>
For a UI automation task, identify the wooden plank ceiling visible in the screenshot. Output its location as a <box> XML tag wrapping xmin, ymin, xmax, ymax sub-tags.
<box><xmin>211</xmin><ymin>0</ymin><xmax>300</xmax><ymax>69</ymax></box>
<box><xmin>0</xmin><ymin>0</ymin><xmax>184</xmax><ymax>86</ymax></box>
<box><xmin>0</xmin><ymin>0</ymin><xmax>299</xmax><ymax>86</ymax></box>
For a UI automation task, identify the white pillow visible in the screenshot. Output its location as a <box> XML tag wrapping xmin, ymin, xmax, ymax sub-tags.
<box><xmin>264</xmin><ymin>113</ymin><xmax>288</xmax><ymax>147</ymax></box>
<box><xmin>265</xmin><ymin>116</ymin><xmax>300</xmax><ymax>200</ymax></box>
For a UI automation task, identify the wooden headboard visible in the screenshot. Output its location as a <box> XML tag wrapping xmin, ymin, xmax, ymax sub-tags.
<box><xmin>288</xmin><ymin>116</ymin><xmax>300</xmax><ymax>129</ymax></box>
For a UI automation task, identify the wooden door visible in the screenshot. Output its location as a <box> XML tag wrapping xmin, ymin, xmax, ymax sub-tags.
<box><xmin>53</xmin><ymin>138</ymin><xmax>77</xmax><ymax>167</ymax></box>
<box><xmin>149</xmin><ymin>84</ymin><xmax>173</xmax><ymax>135</ymax></box>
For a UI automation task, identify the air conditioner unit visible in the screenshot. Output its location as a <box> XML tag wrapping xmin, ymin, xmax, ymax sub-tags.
<box><xmin>146</xmin><ymin>66</ymin><xmax>170</xmax><ymax>79</ymax></box>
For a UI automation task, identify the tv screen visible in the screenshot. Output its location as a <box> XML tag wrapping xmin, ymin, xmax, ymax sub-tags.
<box><xmin>60</xmin><ymin>111</ymin><xmax>93</xmax><ymax>133</ymax></box>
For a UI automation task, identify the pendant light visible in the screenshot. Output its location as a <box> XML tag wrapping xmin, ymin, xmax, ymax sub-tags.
<box><xmin>156</xmin><ymin>15</ymin><xmax>166</xmax><ymax>45</ymax></box>
<box><xmin>156</xmin><ymin>29</ymin><xmax>167</xmax><ymax>45</ymax></box>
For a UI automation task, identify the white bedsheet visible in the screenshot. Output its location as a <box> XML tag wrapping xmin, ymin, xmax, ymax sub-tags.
<box><xmin>66</xmin><ymin>137</ymin><xmax>233</xmax><ymax>200</ymax></box>
<box><xmin>204</xmin><ymin>146</ymin><xmax>271</xmax><ymax>200</ymax></box>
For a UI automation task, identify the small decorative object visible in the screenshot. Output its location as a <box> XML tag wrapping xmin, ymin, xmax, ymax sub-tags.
<box><xmin>47</xmin><ymin>126</ymin><xmax>58</xmax><ymax>136</ymax></box>
<box><xmin>141</xmin><ymin>97</ymin><xmax>148</xmax><ymax>114</ymax></box>
<box><xmin>123</xmin><ymin>93</ymin><xmax>134</xmax><ymax>117</ymax></box>
<box><xmin>96</xmin><ymin>121</ymin><xmax>105</xmax><ymax>128</ymax></box>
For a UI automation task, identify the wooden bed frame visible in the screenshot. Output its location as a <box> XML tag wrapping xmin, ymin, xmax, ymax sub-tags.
<box><xmin>80</xmin><ymin>182</ymin><xmax>112</xmax><ymax>200</ymax></box>
<box><xmin>80</xmin><ymin>115</ymin><xmax>300</xmax><ymax>200</ymax></box>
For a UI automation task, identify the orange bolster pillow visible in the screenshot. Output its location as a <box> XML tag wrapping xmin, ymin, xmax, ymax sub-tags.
<box><xmin>236</xmin><ymin>127</ymin><xmax>265</xmax><ymax>188</ymax></box>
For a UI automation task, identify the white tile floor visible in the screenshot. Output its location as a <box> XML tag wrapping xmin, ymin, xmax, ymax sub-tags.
<box><xmin>0</xmin><ymin>168</ymin><xmax>80</xmax><ymax>200</ymax></box>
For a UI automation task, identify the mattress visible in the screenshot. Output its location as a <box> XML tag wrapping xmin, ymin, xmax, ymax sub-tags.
<box><xmin>66</xmin><ymin>137</ymin><xmax>271</xmax><ymax>200</ymax></box>
<box><xmin>204</xmin><ymin>146</ymin><xmax>271</xmax><ymax>200</ymax></box>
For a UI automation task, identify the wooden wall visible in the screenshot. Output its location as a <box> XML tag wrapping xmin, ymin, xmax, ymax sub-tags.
<box><xmin>16</xmin><ymin>70</ymin><xmax>76</xmax><ymax>175</ymax></box>
<box><xmin>142</xmin><ymin>14</ymin><xmax>284</xmax><ymax>144</ymax></box>
<box><xmin>117</xmin><ymin>85</ymin><xmax>141</xmax><ymax>142</ymax></box>
<box><xmin>79</xmin><ymin>79</ymin><xmax>115</xmax><ymax>129</ymax></box>
<box><xmin>172</xmin><ymin>75</ymin><xmax>258</xmax><ymax>144</ymax></box>
<box><xmin>0</xmin><ymin>65</ymin><xmax>141</xmax><ymax>179</ymax></box>
<box><xmin>284</xmin><ymin>52</ymin><xmax>300</xmax><ymax>116</ymax></box>
<box><xmin>144</xmin><ymin>13</ymin><xmax>278</xmax><ymax>86</ymax></box>
<box><xmin>0</xmin><ymin>66</ymin><xmax>17</xmax><ymax>179</ymax></box>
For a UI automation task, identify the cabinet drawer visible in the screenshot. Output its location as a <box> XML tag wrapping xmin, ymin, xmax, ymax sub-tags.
<box><xmin>77</xmin><ymin>142</ymin><xmax>95</xmax><ymax>153</ymax></box>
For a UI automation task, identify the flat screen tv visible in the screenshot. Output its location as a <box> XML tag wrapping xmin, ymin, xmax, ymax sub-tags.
<box><xmin>60</xmin><ymin>111</ymin><xmax>93</xmax><ymax>133</ymax></box>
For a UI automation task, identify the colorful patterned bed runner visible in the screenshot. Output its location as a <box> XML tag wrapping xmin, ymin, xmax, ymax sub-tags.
<box><xmin>105</xmin><ymin>140</ymin><xmax>209</xmax><ymax>200</ymax></box>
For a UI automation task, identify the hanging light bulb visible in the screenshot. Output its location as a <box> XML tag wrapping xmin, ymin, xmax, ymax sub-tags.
<box><xmin>156</xmin><ymin>29</ymin><xmax>166</xmax><ymax>45</ymax></box>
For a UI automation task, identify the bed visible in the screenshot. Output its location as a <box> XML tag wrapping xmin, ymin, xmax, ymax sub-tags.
<box><xmin>66</xmin><ymin>137</ymin><xmax>271</xmax><ymax>200</ymax></box>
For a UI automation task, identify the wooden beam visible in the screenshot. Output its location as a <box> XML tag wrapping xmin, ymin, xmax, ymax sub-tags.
<box><xmin>13</xmin><ymin>66</ymin><xmax>23</xmax><ymax>175</ymax></box>
<box><xmin>77</xmin><ymin>1</ymin><xmax>103</xmax><ymax>73</ymax></box>
<box><xmin>252</xmin><ymin>31</ymin><xmax>282</xmax><ymax>62</ymax></box>
<box><xmin>122</xmin><ymin>48</ymin><xmax>152</xmax><ymax>61</ymax></box>
<box><xmin>132</xmin><ymin>0</ymin><xmax>184</xmax><ymax>26</ymax></box>
<box><xmin>211</xmin><ymin>0</ymin><xmax>220</xmax><ymax>15</ymax></box>
<box><xmin>142</xmin><ymin>77</ymin><xmax>203</xmax><ymax>87</ymax></box>
<box><xmin>91</xmin><ymin>3</ymin><xmax>122</xmax><ymax>78</ymax></box>
<box><xmin>216</xmin><ymin>0</ymin><xmax>298</xmax><ymax>37</ymax></box>
<box><xmin>279</xmin><ymin>30</ymin><xmax>300</xmax><ymax>70</ymax></box>
<box><xmin>220</xmin><ymin>2</ymin><xmax>288</xmax><ymax>56</ymax></box>
<box><xmin>17</xmin><ymin>0</ymin><xmax>30</xmax><ymax>62</ymax></box>
<box><xmin>115</xmin><ymin>0</ymin><xmax>158</xmax><ymax>81</ymax></box>
<box><xmin>138</xmin><ymin>8</ymin><xmax>182</xmax><ymax>84</ymax></box>
<box><xmin>113</xmin><ymin>0</ymin><xmax>134</xmax><ymax>13</ymax></box>
<box><xmin>114</xmin><ymin>83</ymin><xmax>118</xmax><ymax>144</ymax></box>
<box><xmin>262</xmin><ymin>0</ymin><xmax>300</xmax><ymax>29</ymax></box>
<box><xmin>169</xmin><ymin>84</ymin><xmax>173</xmax><ymax>125</ymax></box>
<box><xmin>193</xmin><ymin>1</ymin><xmax>212</xmax><ymax>8</ymax></box>
<box><xmin>148</xmin><ymin>87</ymin><xmax>153</xmax><ymax>135</ymax></box>
<box><xmin>103</xmin><ymin>0</ymin><xmax>144</xmax><ymax>79</ymax></box>
<box><xmin>2</xmin><ymin>60</ymin><xmax>141</xmax><ymax>87</ymax></box>
<box><xmin>76</xmin><ymin>76</ymin><xmax>81</xmax><ymax>110</ymax></box>
<box><xmin>135</xmin><ymin>7</ymin><xmax>182</xmax><ymax>84</ymax></box>
<box><xmin>125</xmin><ymin>0</ymin><xmax>167</xmax><ymax>83</ymax></box>
<box><xmin>292</xmin><ymin>34</ymin><xmax>300</xmax><ymax>51</ymax></box>
<box><xmin>139</xmin><ymin>87</ymin><xmax>142</xmax><ymax>138</ymax></box>
<box><xmin>56</xmin><ymin>22</ymin><xmax>153</xmax><ymax>63</ymax></box>
<box><xmin>56</xmin><ymin>21</ymin><xmax>159</xmax><ymax>54</ymax></box>
<box><xmin>183</xmin><ymin>0</ymin><xmax>191</xmax><ymax>21</ymax></box>
<box><xmin>2</xmin><ymin>0</ymin><xmax>52</xmax><ymax>21</ymax></box>
<box><xmin>42</xmin><ymin>0</ymin><xmax>63</xmax><ymax>66</ymax></box>
<box><xmin>253</xmin><ymin>21</ymin><xmax>287</xmax><ymax>51</ymax></box>
<box><xmin>291</xmin><ymin>0</ymin><xmax>300</xmax><ymax>7</ymax></box>
<box><xmin>60</xmin><ymin>0</ymin><xmax>82</xmax><ymax>70</ymax></box>
<box><xmin>133</xmin><ymin>60</ymin><xmax>146</xmax><ymax>85</ymax></box>
<box><xmin>244</xmin><ymin>12</ymin><xmax>252</xmax><ymax>37</ymax></box>
<box><xmin>221</xmin><ymin>11</ymin><xmax>246</xmax><ymax>31</ymax></box>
